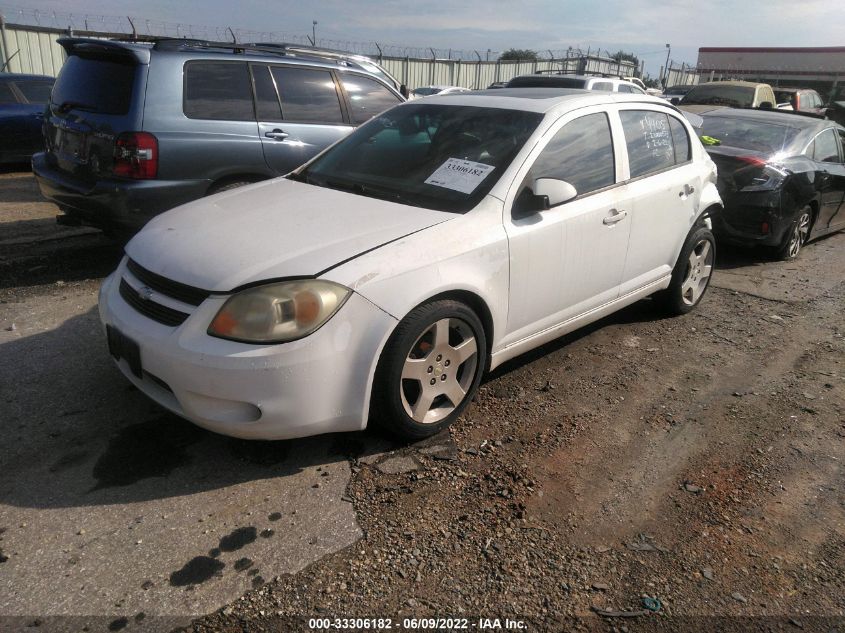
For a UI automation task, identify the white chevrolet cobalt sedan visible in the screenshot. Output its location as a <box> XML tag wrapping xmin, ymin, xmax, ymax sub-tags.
<box><xmin>99</xmin><ymin>89</ymin><xmax>722</xmax><ymax>441</ymax></box>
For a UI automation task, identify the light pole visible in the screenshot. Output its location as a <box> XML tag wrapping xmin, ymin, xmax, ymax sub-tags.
<box><xmin>663</xmin><ymin>43</ymin><xmax>671</xmax><ymax>88</ymax></box>
<box><xmin>312</xmin><ymin>20</ymin><xmax>317</xmax><ymax>46</ymax></box>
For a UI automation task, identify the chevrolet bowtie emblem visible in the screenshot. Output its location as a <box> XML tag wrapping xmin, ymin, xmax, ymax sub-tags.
<box><xmin>138</xmin><ymin>286</ymin><xmax>154</xmax><ymax>301</ymax></box>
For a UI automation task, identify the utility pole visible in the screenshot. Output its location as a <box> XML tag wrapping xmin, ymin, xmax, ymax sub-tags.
<box><xmin>310</xmin><ymin>20</ymin><xmax>317</xmax><ymax>46</ymax></box>
<box><xmin>662</xmin><ymin>43</ymin><xmax>671</xmax><ymax>88</ymax></box>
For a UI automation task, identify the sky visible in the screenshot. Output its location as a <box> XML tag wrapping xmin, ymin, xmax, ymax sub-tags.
<box><xmin>3</xmin><ymin>0</ymin><xmax>843</xmax><ymax>77</ymax></box>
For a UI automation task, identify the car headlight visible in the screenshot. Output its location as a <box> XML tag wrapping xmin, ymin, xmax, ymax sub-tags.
<box><xmin>208</xmin><ymin>280</ymin><xmax>351</xmax><ymax>343</ymax></box>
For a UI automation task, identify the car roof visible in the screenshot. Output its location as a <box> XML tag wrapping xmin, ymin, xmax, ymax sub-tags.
<box><xmin>417</xmin><ymin>88</ymin><xmax>676</xmax><ymax>114</ymax></box>
<box><xmin>0</xmin><ymin>72</ymin><xmax>54</xmax><ymax>81</ymax></box>
<box><xmin>691</xmin><ymin>80</ymin><xmax>768</xmax><ymax>88</ymax></box>
<box><xmin>699</xmin><ymin>107</ymin><xmax>836</xmax><ymax>131</ymax></box>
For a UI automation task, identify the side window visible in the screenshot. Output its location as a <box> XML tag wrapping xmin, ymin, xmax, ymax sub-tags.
<box><xmin>527</xmin><ymin>112</ymin><xmax>615</xmax><ymax>196</ymax></box>
<box><xmin>813</xmin><ymin>129</ymin><xmax>841</xmax><ymax>163</ymax></box>
<box><xmin>620</xmin><ymin>110</ymin><xmax>675</xmax><ymax>178</ymax></box>
<box><xmin>0</xmin><ymin>82</ymin><xmax>17</xmax><ymax>104</ymax></box>
<box><xmin>14</xmin><ymin>81</ymin><xmax>53</xmax><ymax>103</ymax></box>
<box><xmin>341</xmin><ymin>75</ymin><xmax>401</xmax><ymax>125</ymax></box>
<box><xmin>251</xmin><ymin>65</ymin><xmax>282</xmax><ymax>121</ymax></box>
<box><xmin>839</xmin><ymin>130</ymin><xmax>845</xmax><ymax>161</ymax></box>
<box><xmin>184</xmin><ymin>62</ymin><xmax>254</xmax><ymax>121</ymax></box>
<box><xmin>618</xmin><ymin>84</ymin><xmax>635</xmax><ymax>94</ymax></box>
<box><xmin>592</xmin><ymin>81</ymin><xmax>613</xmax><ymax>92</ymax></box>
<box><xmin>271</xmin><ymin>67</ymin><xmax>344</xmax><ymax>124</ymax></box>
<box><xmin>668</xmin><ymin>116</ymin><xmax>691</xmax><ymax>163</ymax></box>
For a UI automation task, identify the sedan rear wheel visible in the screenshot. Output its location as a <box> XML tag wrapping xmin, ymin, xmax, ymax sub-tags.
<box><xmin>778</xmin><ymin>208</ymin><xmax>811</xmax><ymax>260</ymax></box>
<box><xmin>373</xmin><ymin>300</ymin><xmax>487</xmax><ymax>440</ymax></box>
<box><xmin>655</xmin><ymin>225</ymin><xmax>716</xmax><ymax>316</ymax></box>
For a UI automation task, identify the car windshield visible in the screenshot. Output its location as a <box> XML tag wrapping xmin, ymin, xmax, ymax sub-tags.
<box><xmin>683</xmin><ymin>85</ymin><xmax>756</xmax><ymax>108</ymax></box>
<box><xmin>297</xmin><ymin>103</ymin><xmax>543</xmax><ymax>213</ymax></box>
<box><xmin>698</xmin><ymin>116</ymin><xmax>801</xmax><ymax>153</ymax></box>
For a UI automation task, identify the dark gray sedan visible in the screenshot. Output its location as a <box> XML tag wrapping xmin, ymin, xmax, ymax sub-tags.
<box><xmin>0</xmin><ymin>72</ymin><xmax>54</xmax><ymax>164</ymax></box>
<box><xmin>697</xmin><ymin>108</ymin><xmax>845</xmax><ymax>259</ymax></box>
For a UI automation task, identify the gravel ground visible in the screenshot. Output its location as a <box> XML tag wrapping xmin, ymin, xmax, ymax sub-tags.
<box><xmin>1</xmin><ymin>170</ymin><xmax>843</xmax><ymax>633</ymax></box>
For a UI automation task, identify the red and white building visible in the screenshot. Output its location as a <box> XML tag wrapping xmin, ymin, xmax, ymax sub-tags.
<box><xmin>696</xmin><ymin>47</ymin><xmax>844</xmax><ymax>99</ymax></box>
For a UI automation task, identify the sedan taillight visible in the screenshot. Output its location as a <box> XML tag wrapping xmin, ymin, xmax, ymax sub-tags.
<box><xmin>113</xmin><ymin>132</ymin><xmax>158</xmax><ymax>179</ymax></box>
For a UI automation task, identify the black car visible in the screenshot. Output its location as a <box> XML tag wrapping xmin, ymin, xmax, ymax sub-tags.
<box><xmin>0</xmin><ymin>73</ymin><xmax>55</xmax><ymax>163</ymax></box>
<box><xmin>696</xmin><ymin>108</ymin><xmax>845</xmax><ymax>259</ymax></box>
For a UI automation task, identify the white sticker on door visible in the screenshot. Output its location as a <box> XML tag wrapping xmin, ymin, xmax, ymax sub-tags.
<box><xmin>424</xmin><ymin>158</ymin><xmax>495</xmax><ymax>194</ymax></box>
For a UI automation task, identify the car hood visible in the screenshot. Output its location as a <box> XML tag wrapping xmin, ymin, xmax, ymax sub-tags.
<box><xmin>126</xmin><ymin>178</ymin><xmax>454</xmax><ymax>292</ymax></box>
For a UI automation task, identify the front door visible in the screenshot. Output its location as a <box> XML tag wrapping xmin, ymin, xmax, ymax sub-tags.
<box><xmin>502</xmin><ymin>108</ymin><xmax>631</xmax><ymax>348</ymax></box>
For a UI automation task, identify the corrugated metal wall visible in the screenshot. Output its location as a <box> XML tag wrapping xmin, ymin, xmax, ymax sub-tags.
<box><xmin>0</xmin><ymin>25</ymin><xmax>67</xmax><ymax>76</ymax></box>
<box><xmin>0</xmin><ymin>21</ymin><xmax>638</xmax><ymax>89</ymax></box>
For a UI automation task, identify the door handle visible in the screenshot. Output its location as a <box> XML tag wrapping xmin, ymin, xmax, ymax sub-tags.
<box><xmin>603</xmin><ymin>209</ymin><xmax>628</xmax><ymax>225</ymax></box>
<box><xmin>264</xmin><ymin>129</ymin><xmax>289</xmax><ymax>140</ymax></box>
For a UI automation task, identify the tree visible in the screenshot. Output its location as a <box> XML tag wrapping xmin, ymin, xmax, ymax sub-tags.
<box><xmin>500</xmin><ymin>48</ymin><xmax>538</xmax><ymax>61</ymax></box>
<box><xmin>642</xmin><ymin>76</ymin><xmax>661</xmax><ymax>89</ymax></box>
<box><xmin>612</xmin><ymin>50</ymin><xmax>640</xmax><ymax>68</ymax></box>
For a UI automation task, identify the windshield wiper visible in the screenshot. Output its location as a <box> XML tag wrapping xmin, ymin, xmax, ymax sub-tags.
<box><xmin>314</xmin><ymin>178</ymin><xmax>418</xmax><ymax>207</ymax></box>
<box><xmin>56</xmin><ymin>100</ymin><xmax>99</xmax><ymax>113</ymax></box>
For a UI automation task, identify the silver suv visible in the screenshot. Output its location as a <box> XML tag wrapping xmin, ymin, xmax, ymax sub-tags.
<box><xmin>33</xmin><ymin>38</ymin><xmax>405</xmax><ymax>236</ymax></box>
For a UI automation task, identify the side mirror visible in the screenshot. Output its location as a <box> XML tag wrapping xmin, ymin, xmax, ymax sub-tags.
<box><xmin>670</xmin><ymin>97</ymin><xmax>681</xmax><ymax>106</ymax></box>
<box><xmin>759</xmin><ymin>101</ymin><xmax>773</xmax><ymax>110</ymax></box>
<box><xmin>534</xmin><ymin>178</ymin><xmax>578</xmax><ymax>208</ymax></box>
<box><xmin>400</xmin><ymin>84</ymin><xmax>409</xmax><ymax>99</ymax></box>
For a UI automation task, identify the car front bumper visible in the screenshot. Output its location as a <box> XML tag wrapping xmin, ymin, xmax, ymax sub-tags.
<box><xmin>32</xmin><ymin>152</ymin><xmax>211</xmax><ymax>233</ymax></box>
<box><xmin>98</xmin><ymin>261</ymin><xmax>397</xmax><ymax>440</ymax></box>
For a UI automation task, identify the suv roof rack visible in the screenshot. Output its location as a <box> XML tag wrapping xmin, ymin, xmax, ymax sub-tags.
<box><xmin>534</xmin><ymin>68</ymin><xmax>626</xmax><ymax>79</ymax></box>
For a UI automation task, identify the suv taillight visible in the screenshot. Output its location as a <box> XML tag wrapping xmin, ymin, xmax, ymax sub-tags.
<box><xmin>113</xmin><ymin>132</ymin><xmax>158</xmax><ymax>179</ymax></box>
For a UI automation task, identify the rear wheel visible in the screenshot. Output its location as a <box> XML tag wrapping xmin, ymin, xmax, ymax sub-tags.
<box><xmin>656</xmin><ymin>225</ymin><xmax>716</xmax><ymax>315</ymax></box>
<box><xmin>776</xmin><ymin>207</ymin><xmax>811</xmax><ymax>260</ymax></box>
<box><xmin>372</xmin><ymin>300</ymin><xmax>486</xmax><ymax>440</ymax></box>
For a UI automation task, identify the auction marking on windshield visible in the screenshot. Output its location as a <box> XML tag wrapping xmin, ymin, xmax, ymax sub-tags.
<box><xmin>425</xmin><ymin>158</ymin><xmax>495</xmax><ymax>194</ymax></box>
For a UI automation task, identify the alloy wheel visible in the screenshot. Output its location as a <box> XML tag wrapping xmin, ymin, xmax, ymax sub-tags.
<box><xmin>680</xmin><ymin>239</ymin><xmax>714</xmax><ymax>306</ymax></box>
<box><xmin>399</xmin><ymin>317</ymin><xmax>479</xmax><ymax>424</ymax></box>
<box><xmin>787</xmin><ymin>212</ymin><xmax>811</xmax><ymax>259</ymax></box>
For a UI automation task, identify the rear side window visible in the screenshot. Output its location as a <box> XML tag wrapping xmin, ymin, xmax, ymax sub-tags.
<box><xmin>271</xmin><ymin>67</ymin><xmax>344</xmax><ymax>124</ymax></box>
<box><xmin>184</xmin><ymin>62</ymin><xmax>254</xmax><ymax>121</ymax></box>
<box><xmin>813</xmin><ymin>129</ymin><xmax>841</xmax><ymax>163</ymax></box>
<box><xmin>620</xmin><ymin>110</ymin><xmax>675</xmax><ymax>178</ymax></box>
<box><xmin>0</xmin><ymin>82</ymin><xmax>16</xmax><ymax>104</ymax></box>
<box><xmin>592</xmin><ymin>81</ymin><xmax>613</xmax><ymax>91</ymax></box>
<box><xmin>15</xmin><ymin>80</ymin><xmax>53</xmax><ymax>103</ymax></box>
<box><xmin>528</xmin><ymin>112</ymin><xmax>615</xmax><ymax>196</ymax></box>
<box><xmin>52</xmin><ymin>56</ymin><xmax>136</xmax><ymax>115</ymax></box>
<box><xmin>668</xmin><ymin>116</ymin><xmax>691</xmax><ymax>163</ymax></box>
<box><xmin>341</xmin><ymin>75</ymin><xmax>401</xmax><ymax>124</ymax></box>
<box><xmin>618</xmin><ymin>84</ymin><xmax>636</xmax><ymax>93</ymax></box>
<box><xmin>251</xmin><ymin>65</ymin><xmax>282</xmax><ymax>121</ymax></box>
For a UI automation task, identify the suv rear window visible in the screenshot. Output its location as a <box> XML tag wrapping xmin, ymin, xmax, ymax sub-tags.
<box><xmin>184</xmin><ymin>62</ymin><xmax>254</xmax><ymax>121</ymax></box>
<box><xmin>52</xmin><ymin>56</ymin><xmax>136</xmax><ymax>115</ymax></box>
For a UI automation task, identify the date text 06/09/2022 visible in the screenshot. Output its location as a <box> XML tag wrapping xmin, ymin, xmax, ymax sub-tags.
<box><xmin>307</xmin><ymin>617</ymin><xmax>527</xmax><ymax>630</ymax></box>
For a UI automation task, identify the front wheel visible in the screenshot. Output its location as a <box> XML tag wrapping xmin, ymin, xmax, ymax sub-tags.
<box><xmin>656</xmin><ymin>225</ymin><xmax>716</xmax><ymax>315</ymax></box>
<box><xmin>371</xmin><ymin>300</ymin><xmax>487</xmax><ymax>440</ymax></box>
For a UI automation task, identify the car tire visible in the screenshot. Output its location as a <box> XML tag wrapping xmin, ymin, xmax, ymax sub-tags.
<box><xmin>776</xmin><ymin>207</ymin><xmax>811</xmax><ymax>260</ymax></box>
<box><xmin>372</xmin><ymin>300</ymin><xmax>487</xmax><ymax>441</ymax></box>
<box><xmin>208</xmin><ymin>180</ymin><xmax>254</xmax><ymax>195</ymax></box>
<box><xmin>655</xmin><ymin>225</ymin><xmax>716</xmax><ymax>316</ymax></box>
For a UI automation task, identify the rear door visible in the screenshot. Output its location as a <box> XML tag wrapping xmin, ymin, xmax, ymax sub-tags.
<box><xmin>810</xmin><ymin>128</ymin><xmax>845</xmax><ymax>229</ymax></box>
<box><xmin>44</xmin><ymin>51</ymin><xmax>145</xmax><ymax>185</ymax></box>
<box><xmin>253</xmin><ymin>64</ymin><xmax>353</xmax><ymax>174</ymax></box>
<box><xmin>7</xmin><ymin>79</ymin><xmax>54</xmax><ymax>156</ymax></box>
<box><xmin>617</xmin><ymin>107</ymin><xmax>702</xmax><ymax>293</ymax></box>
